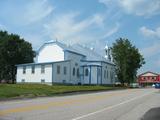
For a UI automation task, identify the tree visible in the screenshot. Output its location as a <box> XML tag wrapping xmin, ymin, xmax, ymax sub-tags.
<box><xmin>0</xmin><ymin>31</ymin><xmax>35</xmax><ymax>83</ymax></box>
<box><xmin>111</xmin><ymin>38</ymin><xmax>145</xmax><ymax>85</ymax></box>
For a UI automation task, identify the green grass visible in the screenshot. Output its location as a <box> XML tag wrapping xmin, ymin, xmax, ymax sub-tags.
<box><xmin>0</xmin><ymin>84</ymin><xmax>126</xmax><ymax>99</ymax></box>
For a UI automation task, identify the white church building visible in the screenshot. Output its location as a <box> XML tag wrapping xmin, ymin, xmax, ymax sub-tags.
<box><xmin>16</xmin><ymin>40</ymin><xmax>116</xmax><ymax>85</ymax></box>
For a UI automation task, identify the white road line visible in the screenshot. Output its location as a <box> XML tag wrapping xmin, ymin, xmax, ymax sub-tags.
<box><xmin>71</xmin><ymin>91</ymin><xmax>155</xmax><ymax>120</ymax></box>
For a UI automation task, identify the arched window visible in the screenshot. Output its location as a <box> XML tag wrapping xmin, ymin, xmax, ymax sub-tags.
<box><xmin>104</xmin><ymin>70</ymin><xmax>106</xmax><ymax>78</ymax></box>
<box><xmin>97</xmin><ymin>68</ymin><xmax>101</xmax><ymax>76</ymax></box>
<box><xmin>64</xmin><ymin>66</ymin><xmax>67</xmax><ymax>75</ymax></box>
<box><xmin>77</xmin><ymin>68</ymin><xmax>79</xmax><ymax>78</ymax></box>
<box><xmin>57</xmin><ymin>65</ymin><xmax>60</xmax><ymax>74</ymax></box>
<box><xmin>73</xmin><ymin>67</ymin><xmax>75</xmax><ymax>76</ymax></box>
<box><xmin>85</xmin><ymin>68</ymin><xmax>88</xmax><ymax>76</ymax></box>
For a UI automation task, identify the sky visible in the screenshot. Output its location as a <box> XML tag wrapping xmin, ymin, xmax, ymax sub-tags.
<box><xmin>0</xmin><ymin>0</ymin><xmax>160</xmax><ymax>74</ymax></box>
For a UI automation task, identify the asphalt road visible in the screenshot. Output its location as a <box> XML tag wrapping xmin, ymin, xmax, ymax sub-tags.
<box><xmin>0</xmin><ymin>88</ymin><xmax>160</xmax><ymax>120</ymax></box>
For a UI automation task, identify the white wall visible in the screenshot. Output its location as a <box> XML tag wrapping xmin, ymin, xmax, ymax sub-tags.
<box><xmin>101</xmin><ymin>62</ymin><xmax>115</xmax><ymax>84</ymax></box>
<box><xmin>81</xmin><ymin>61</ymin><xmax>101</xmax><ymax>85</ymax></box>
<box><xmin>16</xmin><ymin>64</ymin><xmax>52</xmax><ymax>84</ymax></box>
<box><xmin>91</xmin><ymin>66</ymin><xmax>98</xmax><ymax>84</ymax></box>
<box><xmin>65</xmin><ymin>51</ymin><xmax>84</xmax><ymax>84</ymax></box>
<box><xmin>83</xmin><ymin>66</ymin><xmax>90</xmax><ymax>84</ymax></box>
<box><xmin>37</xmin><ymin>43</ymin><xmax>64</xmax><ymax>63</ymax></box>
<box><xmin>52</xmin><ymin>61</ymin><xmax>71</xmax><ymax>84</ymax></box>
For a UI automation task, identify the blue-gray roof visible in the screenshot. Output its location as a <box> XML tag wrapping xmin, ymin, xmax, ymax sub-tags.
<box><xmin>36</xmin><ymin>40</ymin><xmax>114</xmax><ymax>65</ymax></box>
<box><xmin>71</xmin><ymin>44</ymin><xmax>114</xmax><ymax>65</ymax></box>
<box><xmin>16</xmin><ymin>60</ymin><xmax>70</xmax><ymax>67</ymax></box>
<box><xmin>37</xmin><ymin>40</ymin><xmax>85</xmax><ymax>57</ymax></box>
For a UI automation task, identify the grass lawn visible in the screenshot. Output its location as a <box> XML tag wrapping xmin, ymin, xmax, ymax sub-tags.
<box><xmin>0</xmin><ymin>84</ymin><xmax>126</xmax><ymax>99</ymax></box>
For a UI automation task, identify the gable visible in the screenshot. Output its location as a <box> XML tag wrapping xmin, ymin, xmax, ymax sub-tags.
<box><xmin>37</xmin><ymin>43</ymin><xmax>64</xmax><ymax>63</ymax></box>
<box><xmin>140</xmin><ymin>72</ymin><xmax>159</xmax><ymax>77</ymax></box>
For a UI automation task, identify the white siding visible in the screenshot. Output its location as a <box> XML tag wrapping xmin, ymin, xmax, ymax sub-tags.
<box><xmin>65</xmin><ymin>51</ymin><xmax>84</xmax><ymax>84</ymax></box>
<box><xmin>101</xmin><ymin>62</ymin><xmax>115</xmax><ymax>84</ymax></box>
<box><xmin>16</xmin><ymin>41</ymin><xmax>116</xmax><ymax>85</ymax></box>
<box><xmin>91</xmin><ymin>66</ymin><xmax>98</xmax><ymax>84</ymax></box>
<box><xmin>52</xmin><ymin>61</ymin><xmax>71</xmax><ymax>84</ymax></box>
<box><xmin>83</xmin><ymin>67</ymin><xmax>90</xmax><ymax>84</ymax></box>
<box><xmin>37</xmin><ymin>44</ymin><xmax>64</xmax><ymax>63</ymax></box>
<box><xmin>16</xmin><ymin>64</ymin><xmax>52</xmax><ymax>84</ymax></box>
<box><xmin>81</xmin><ymin>61</ymin><xmax>102</xmax><ymax>85</ymax></box>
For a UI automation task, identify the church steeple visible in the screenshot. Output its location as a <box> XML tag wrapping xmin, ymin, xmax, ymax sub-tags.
<box><xmin>104</xmin><ymin>44</ymin><xmax>112</xmax><ymax>61</ymax></box>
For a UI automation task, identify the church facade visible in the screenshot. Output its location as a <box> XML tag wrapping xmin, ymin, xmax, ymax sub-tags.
<box><xmin>16</xmin><ymin>40</ymin><xmax>116</xmax><ymax>85</ymax></box>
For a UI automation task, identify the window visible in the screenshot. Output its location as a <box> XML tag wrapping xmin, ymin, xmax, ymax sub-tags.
<box><xmin>21</xmin><ymin>79</ymin><xmax>25</xmax><ymax>82</ymax></box>
<box><xmin>57</xmin><ymin>65</ymin><xmax>60</xmax><ymax>74</ymax></box>
<box><xmin>110</xmin><ymin>71</ymin><xmax>113</xmax><ymax>79</ymax></box>
<box><xmin>41</xmin><ymin>65</ymin><xmax>45</xmax><ymax>73</ymax></box>
<box><xmin>97</xmin><ymin>68</ymin><xmax>101</xmax><ymax>76</ymax></box>
<box><xmin>31</xmin><ymin>65</ymin><xmax>35</xmax><ymax>74</ymax></box>
<box><xmin>85</xmin><ymin>68</ymin><xmax>88</xmax><ymax>76</ymax></box>
<box><xmin>104</xmin><ymin>70</ymin><xmax>106</xmax><ymax>78</ymax></box>
<box><xmin>152</xmin><ymin>77</ymin><xmax>156</xmax><ymax>80</ymax></box>
<box><xmin>75</xmin><ymin>63</ymin><xmax>78</xmax><ymax>66</ymax></box>
<box><xmin>77</xmin><ymin>68</ymin><xmax>79</xmax><ymax>78</ymax></box>
<box><xmin>41</xmin><ymin>79</ymin><xmax>45</xmax><ymax>83</ymax></box>
<box><xmin>23</xmin><ymin>66</ymin><xmax>26</xmax><ymax>74</ymax></box>
<box><xmin>64</xmin><ymin>66</ymin><xmax>67</xmax><ymax>75</ymax></box>
<box><xmin>73</xmin><ymin>67</ymin><xmax>75</xmax><ymax>76</ymax></box>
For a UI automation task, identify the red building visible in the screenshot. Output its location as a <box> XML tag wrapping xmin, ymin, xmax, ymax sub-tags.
<box><xmin>138</xmin><ymin>71</ymin><xmax>160</xmax><ymax>86</ymax></box>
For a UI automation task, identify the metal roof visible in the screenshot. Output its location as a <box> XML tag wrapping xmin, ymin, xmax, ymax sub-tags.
<box><xmin>37</xmin><ymin>40</ymin><xmax>85</xmax><ymax>56</ymax></box>
<box><xmin>16</xmin><ymin>60</ymin><xmax>70</xmax><ymax>67</ymax></box>
<box><xmin>36</xmin><ymin>40</ymin><xmax>114</xmax><ymax>65</ymax></box>
<box><xmin>71</xmin><ymin>44</ymin><xmax>114</xmax><ymax>64</ymax></box>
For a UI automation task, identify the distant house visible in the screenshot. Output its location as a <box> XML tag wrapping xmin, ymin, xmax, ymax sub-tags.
<box><xmin>138</xmin><ymin>71</ymin><xmax>160</xmax><ymax>86</ymax></box>
<box><xmin>16</xmin><ymin>40</ymin><xmax>116</xmax><ymax>85</ymax></box>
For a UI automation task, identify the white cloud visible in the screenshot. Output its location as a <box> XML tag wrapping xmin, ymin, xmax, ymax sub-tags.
<box><xmin>140</xmin><ymin>26</ymin><xmax>160</xmax><ymax>39</ymax></box>
<box><xmin>99</xmin><ymin>0</ymin><xmax>160</xmax><ymax>17</ymax></box>
<box><xmin>102</xmin><ymin>23</ymin><xmax>120</xmax><ymax>38</ymax></box>
<box><xmin>0</xmin><ymin>23</ymin><xmax>7</xmax><ymax>30</ymax></box>
<box><xmin>44</xmin><ymin>12</ymin><xmax>119</xmax><ymax>45</ymax></box>
<box><xmin>24</xmin><ymin>0</ymin><xmax>54</xmax><ymax>24</ymax></box>
<box><xmin>0</xmin><ymin>0</ymin><xmax>54</xmax><ymax>26</ymax></box>
<box><xmin>140</xmin><ymin>43</ymin><xmax>160</xmax><ymax>58</ymax></box>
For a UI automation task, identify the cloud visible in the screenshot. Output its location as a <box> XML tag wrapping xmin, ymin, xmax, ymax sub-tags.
<box><xmin>0</xmin><ymin>0</ymin><xmax>54</xmax><ymax>26</ymax></box>
<box><xmin>140</xmin><ymin>26</ymin><xmax>160</xmax><ymax>39</ymax></box>
<box><xmin>24</xmin><ymin>0</ymin><xmax>54</xmax><ymax>24</ymax></box>
<box><xmin>43</xmin><ymin>12</ymin><xmax>119</xmax><ymax>45</ymax></box>
<box><xmin>99</xmin><ymin>0</ymin><xmax>160</xmax><ymax>17</ymax></box>
<box><xmin>0</xmin><ymin>0</ymin><xmax>120</xmax><ymax>50</ymax></box>
<box><xmin>0</xmin><ymin>23</ymin><xmax>7</xmax><ymax>30</ymax></box>
<box><xmin>140</xmin><ymin>43</ymin><xmax>160</xmax><ymax>58</ymax></box>
<box><xmin>102</xmin><ymin>23</ymin><xmax>120</xmax><ymax>38</ymax></box>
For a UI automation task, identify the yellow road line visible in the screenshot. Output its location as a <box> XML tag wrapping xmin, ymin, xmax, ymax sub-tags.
<box><xmin>0</xmin><ymin>89</ymin><xmax>139</xmax><ymax>116</ymax></box>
